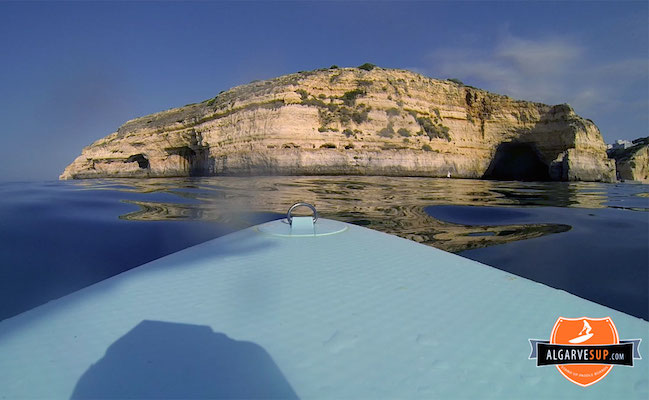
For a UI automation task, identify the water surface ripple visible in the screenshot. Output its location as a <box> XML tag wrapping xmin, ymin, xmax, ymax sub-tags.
<box><xmin>0</xmin><ymin>176</ymin><xmax>647</xmax><ymax>321</ymax></box>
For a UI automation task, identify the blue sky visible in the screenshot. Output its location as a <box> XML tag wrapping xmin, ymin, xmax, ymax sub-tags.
<box><xmin>1</xmin><ymin>1</ymin><xmax>647</xmax><ymax>181</ymax></box>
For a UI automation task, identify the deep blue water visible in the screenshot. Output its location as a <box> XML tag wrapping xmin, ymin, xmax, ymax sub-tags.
<box><xmin>0</xmin><ymin>177</ymin><xmax>647</xmax><ymax>321</ymax></box>
<box><xmin>0</xmin><ymin>180</ymin><xmax>281</xmax><ymax>321</ymax></box>
<box><xmin>427</xmin><ymin>205</ymin><xmax>648</xmax><ymax>321</ymax></box>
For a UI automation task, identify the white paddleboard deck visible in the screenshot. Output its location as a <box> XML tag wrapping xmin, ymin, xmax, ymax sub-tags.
<box><xmin>0</xmin><ymin>218</ymin><xmax>647</xmax><ymax>398</ymax></box>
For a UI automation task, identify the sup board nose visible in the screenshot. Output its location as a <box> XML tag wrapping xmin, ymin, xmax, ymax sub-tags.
<box><xmin>1</xmin><ymin>202</ymin><xmax>647</xmax><ymax>399</ymax></box>
<box><xmin>257</xmin><ymin>203</ymin><xmax>347</xmax><ymax>237</ymax></box>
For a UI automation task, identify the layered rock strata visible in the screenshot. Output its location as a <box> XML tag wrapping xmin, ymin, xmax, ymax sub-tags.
<box><xmin>607</xmin><ymin>137</ymin><xmax>649</xmax><ymax>183</ymax></box>
<box><xmin>60</xmin><ymin>67</ymin><xmax>616</xmax><ymax>182</ymax></box>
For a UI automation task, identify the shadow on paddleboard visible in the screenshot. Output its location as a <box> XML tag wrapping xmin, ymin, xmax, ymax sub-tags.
<box><xmin>71</xmin><ymin>320</ymin><xmax>298</xmax><ymax>399</ymax></box>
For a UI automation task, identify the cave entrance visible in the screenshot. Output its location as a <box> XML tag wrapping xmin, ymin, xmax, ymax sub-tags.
<box><xmin>165</xmin><ymin>146</ymin><xmax>209</xmax><ymax>176</ymax></box>
<box><xmin>483</xmin><ymin>142</ymin><xmax>551</xmax><ymax>181</ymax></box>
<box><xmin>126</xmin><ymin>154</ymin><xmax>150</xmax><ymax>169</ymax></box>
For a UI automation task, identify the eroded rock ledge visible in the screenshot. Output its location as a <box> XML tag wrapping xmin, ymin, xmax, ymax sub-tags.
<box><xmin>60</xmin><ymin>66</ymin><xmax>616</xmax><ymax>182</ymax></box>
<box><xmin>607</xmin><ymin>137</ymin><xmax>649</xmax><ymax>183</ymax></box>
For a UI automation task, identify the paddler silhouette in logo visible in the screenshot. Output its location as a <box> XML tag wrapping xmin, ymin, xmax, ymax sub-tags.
<box><xmin>531</xmin><ymin>317</ymin><xmax>641</xmax><ymax>387</ymax></box>
<box><xmin>569</xmin><ymin>320</ymin><xmax>594</xmax><ymax>344</ymax></box>
<box><xmin>550</xmin><ymin>317</ymin><xmax>619</xmax><ymax>386</ymax></box>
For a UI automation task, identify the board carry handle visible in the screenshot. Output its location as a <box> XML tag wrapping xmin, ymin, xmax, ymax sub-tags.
<box><xmin>287</xmin><ymin>202</ymin><xmax>318</xmax><ymax>225</ymax></box>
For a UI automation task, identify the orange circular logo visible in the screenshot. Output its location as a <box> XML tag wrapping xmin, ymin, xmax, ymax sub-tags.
<box><xmin>550</xmin><ymin>317</ymin><xmax>619</xmax><ymax>386</ymax></box>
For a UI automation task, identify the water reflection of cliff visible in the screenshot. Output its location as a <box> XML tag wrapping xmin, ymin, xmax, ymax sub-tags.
<box><xmin>73</xmin><ymin>176</ymin><xmax>618</xmax><ymax>252</ymax></box>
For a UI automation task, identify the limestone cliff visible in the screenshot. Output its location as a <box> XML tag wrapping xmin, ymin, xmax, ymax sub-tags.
<box><xmin>607</xmin><ymin>137</ymin><xmax>649</xmax><ymax>183</ymax></box>
<box><xmin>60</xmin><ymin>66</ymin><xmax>615</xmax><ymax>182</ymax></box>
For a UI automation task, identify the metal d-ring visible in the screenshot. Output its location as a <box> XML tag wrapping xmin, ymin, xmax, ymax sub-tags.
<box><xmin>287</xmin><ymin>202</ymin><xmax>318</xmax><ymax>225</ymax></box>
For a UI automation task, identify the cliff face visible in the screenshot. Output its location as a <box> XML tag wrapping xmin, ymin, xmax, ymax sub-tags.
<box><xmin>60</xmin><ymin>67</ymin><xmax>615</xmax><ymax>182</ymax></box>
<box><xmin>608</xmin><ymin>137</ymin><xmax>649</xmax><ymax>182</ymax></box>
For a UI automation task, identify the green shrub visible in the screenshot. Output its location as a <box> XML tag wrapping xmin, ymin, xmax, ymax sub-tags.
<box><xmin>439</xmin><ymin>125</ymin><xmax>451</xmax><ymax>140</ymax></box>
<box><xmin>447</xmin><ymin>78</ymin><xmax>464</xmax><ymax>85</ymax></box>
<box><xmin>344</xmin><ymin>143</ymin><xmax>355</xmax><ymax>149</ymax></box>
<box><xmin>329</xmin><ymin>65</ymin><xmax>339</xmax><ymax>69</ymax></box>
<box><xmin>406</xmin><ymin>109</ymin><xmax>418</xmax><ymax>119</ymax></box>
<box><xmin>295</xmin><ymin>89</ymin><xmax>309</xmax><ymax>100</ymax></box>
<box><xmin>352</xmin><ymin>108</ymin><xmax>369</xmax><ymax>124</ymax></box>
<box><xmin>337</xmin><ymin>107</ymin><xmax>353</xmax><ymax>124</ymax></box>
<box><xmin>318</xmin><ymin>126</ymin><xmax>328</xmax><ymax>132</ymax></box>
<box><xmin>397</xmin><ymin>128</ymin><xmax>411</xmax><ymax>137</ymax></box>
<box><xmin>417</xmin><ymin>117</ymin><xmax>436</xmax><ymax>138</ymax></box>
<box><xmin>386</xmin><ymin>107</ymin><xmax>400</xmax><ymax>117</ymax></box>
<box><xmin>422</xmin><ymin>144</ymin><xmax>433</xmax><ymax>151</ymax></box>
<box><xmin>382</xmin><ymin>143</ymin><xmax>404</xmax><ymax>150</ymax></box>
<box><xmin>378</xmin><ymin>122</ymin><xmax>395</xmax><ymax>138</ymax></box>
<box><xmin>343</xmin><ymin>129</ymin><xmax>355</xmax><ymax>138</ymax></box>
<box><xmin>341</xmin><ymin>89</ymin><xmax>365</xmax><ymax>106</ymax></box>
<box><xmin>320</xmin><ymin>143</ymin><xmax>337</xmax><ymax>149</ymax></box>
<box><xmin>303</xmin><ymin>97</ymin><xmax>327</xmax><ymax>107</ymax></box>
<box><xmin>416</xmin><ymin>117</ymin><xmax>451</xmax><ymax>141</ymax></box>
<box><xmin>357</xmin><ymin>79</ymin><xmax>373</xmax><ymax>87</ymax></box>
<box><xmin>318</xmin><ymin>109</ymin><xmax>336</xmax><ymax>126</ymax></box>
<box><xmin>314</xmin><ymin>94</ymin><xmax>370</xmax><ymax>126</ymax></box>
<box><xmin>358</xmin><ymin>63</ymin><xmax>376</xmax><ymax>71</ymax></box>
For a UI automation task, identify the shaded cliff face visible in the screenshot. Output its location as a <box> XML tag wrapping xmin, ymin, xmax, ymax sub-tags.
<box><xmin>608</xmin><ymin>137</ymin><xmax>649</xmax><ymax>183</ymax></box>
<box><xmin>60</xmin><ymin>67</ymin><xmax>615</xmax><ymax>182</ymax></box>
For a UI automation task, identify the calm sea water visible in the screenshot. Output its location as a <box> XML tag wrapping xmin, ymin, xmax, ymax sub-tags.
<box><xmin>1</xmin><ymin>177</ymin><xmax>647</xmax><ymax>321</ymax></box>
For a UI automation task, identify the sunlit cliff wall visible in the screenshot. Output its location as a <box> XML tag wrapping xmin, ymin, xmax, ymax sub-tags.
<box><xmin>61</xmin><ymin>67</ymin><xmax>615</xmax><ymax>182</ymax></box>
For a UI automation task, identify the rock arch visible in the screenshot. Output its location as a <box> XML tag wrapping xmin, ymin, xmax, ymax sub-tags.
<box><xmin>483</xmin><ymin>142</ymin><xmax>551</xmax><ymax>181</ymax></box>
